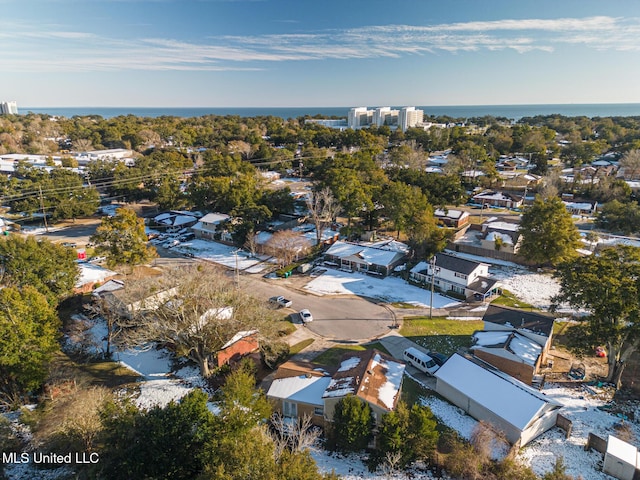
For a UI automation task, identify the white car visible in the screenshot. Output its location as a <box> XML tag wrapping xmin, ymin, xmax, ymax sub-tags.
<box><xmin>299</xmin><ymin>309</ymin><xmax>313</xmax><ymax>323</ymax></box>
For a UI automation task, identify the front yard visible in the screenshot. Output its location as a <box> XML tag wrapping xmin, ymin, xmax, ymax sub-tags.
<box><xmin>399</xmin><ymin>316</ymin><xmax>483</xmax><ymax>356</ymax></box>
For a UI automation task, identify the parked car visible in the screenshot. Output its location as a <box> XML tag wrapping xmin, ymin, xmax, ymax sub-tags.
<box><xmin>61</xmin><ymin>242</ymin><xmax>77</xmax><ymax>248</ymax></box>
<box><xmin>269</xmin><ymin>295</ymin><xmax>292</xmax><ymax>308</ymax></box>
<box><xmin>403</xmin><ymin>347</ymin><xmax>440</xmax><ymax>375</ymax></box>
<box><xmin>299</xmin><ymin>309</ymin><xmax>313</xmax><ymax>323</ymax></box>
<box><xmin>426</xmin><ymin>351</ymin><xmax>448</xmax><ymax>366</ymax></box>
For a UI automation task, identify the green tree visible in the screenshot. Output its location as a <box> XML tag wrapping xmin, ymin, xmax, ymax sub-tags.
<box><xmin>0</xmin><ymin>286</ymin><xmax>59</xmax><ymax>406</ymax></box>
<box><xmin>99</xmin><ymin>389</ymin><xmax>215</xmax><ymax>480</ymax></box>
<box><xmin>518</xmin><ymin>196</ymin><xmax>581</xmax><ymax>266</ymax></box>
<box><xmin>330</xmin><ymin>395</ymin><xmax>374</xmax><ymax>452</ymax></box>
<box><xmin>553</xmin><ymin>245</ymin><xmax>640</xmax><ymax>389</ymax></box>
<box><xmin>90</xmin><ymin>207</ymin><xmax>156</xmax><ymax>268</ymax></box>
<box><xmin>0</xmin><ymin>236</ymin><xmax>79</xmax><ymax>303</ymax></box>
<box><xmin>595</xmin><ymin>200</ymin><xmax>640</xmax><ymax>235</ymax></box>
<box><xmin>372</xmin><ymin>402</ymin><xmax>439</xmax><ymax>470</ymax></box>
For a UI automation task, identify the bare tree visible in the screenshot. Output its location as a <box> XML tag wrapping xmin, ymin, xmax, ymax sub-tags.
<box><xmin>73</xmin><ymin>138</ymin><xmax>93</xmax><ymax>152</ymax></box>
<box><xmin>119</xmin><ymin>264</ymin><xmax>280</xmax><ymax>377</ymax></box>
<box><xmin>380</xmin><ymin>450</ymin><xmax>403</xmax><ymax>479</ymax></box>
<box><xmin>269</xmin><ymin>413</ymin><xmax>320</xmax><ymax>460</ymax></box>
<box><xmin>306</xmin><ymin>187</ymin><xmax>340</xmax><ymax>245</ymax></box>
<box><xmin>265</xmin><ymin>230</ymin><xmax>312</xmax><ymax>267</ymax></box>
<box><xmin>620</xmin><ymin>149</ymin><xmax>640</xmax><ymax>180</ymax></box>
<box><xmin>243</xmin><ymin>228</ymin><xmax>259</xmax><ymax>258</ymax></box>
<box><xmin>470</xmin><ymin>421</ymin><xmax>508</xmax><ymax>461</ymax></box>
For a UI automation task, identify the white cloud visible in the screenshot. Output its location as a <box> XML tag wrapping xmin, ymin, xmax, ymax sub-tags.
<box><xmin>2</xmin><ymin>16</ymin><xmax>640</xmax><ymax>72</ymax></box>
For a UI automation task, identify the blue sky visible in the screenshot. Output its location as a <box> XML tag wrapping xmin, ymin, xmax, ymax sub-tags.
<box><xmin>4</xmin><ymin>0</ymin><xmax>640</xmax><ymax>107</ymax></box>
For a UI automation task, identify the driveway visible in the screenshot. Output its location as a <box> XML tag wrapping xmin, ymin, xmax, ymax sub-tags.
<box><xmin>379</xmin><ymin>331</ymin><xmax>437</xmax><ymax>389</ymax></box>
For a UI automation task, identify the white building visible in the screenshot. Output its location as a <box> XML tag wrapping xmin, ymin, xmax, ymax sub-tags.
<box><xmin>372</xmin><ymin>107</ymin><xmax>398</xmax><ymax>127</ymax></box>
<box><xmin>0</xmin><ymin>101</ymin><xmax>18</xmax><ymax>115</ymax></box>
<box><xmin>348</xmin><ymin>107</ymin><xmax>372</xmax><ymax>129</ymax></box>
<box><xmin>398</xmin><ymin>106</ymin><xmax>423</xmax><ymax>132</ymax></box>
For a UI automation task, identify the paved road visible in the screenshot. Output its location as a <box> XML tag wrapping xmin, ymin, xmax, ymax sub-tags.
<box><xmin>240</xmin><ymin>275</ymin><xmax>396</xmax><ymax>341</ymax></box>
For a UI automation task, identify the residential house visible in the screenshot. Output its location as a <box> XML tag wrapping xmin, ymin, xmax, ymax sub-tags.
<box><xmin>480</xmin><ymin>305</ymin><xmax>556</xmax><ymax>364</ymax></box>
<box><xmin>470</xmin><ymin>330</ymin><xmax>545</xmax><ymax>386</ymax></box>
<box><xmin>409</xmin><ymin>252</ymin><xmax>501</xmax><ymax>301</ymax></box>
<box><xmin>74</xmin><ymin>263</ymin><xmax>118</xmax><ymax>294</ymax></box>
<box><xmin>480</xmin><ymin>221</ymin><xmax>522</xmax><ymax>254</ymax></box>
<box><xmin>322</xmin><ymin>349</ymin><xmax>405</xmax><ymax>425</ymax></box>
<box><xmin>472</xmin><ymin>190</ymin><xmax>524</xmax><ymax>209</ymax></box>
<box><xmin>92</xmin><ymin>277</ymin><xmax>177</xmax><ymax>318</ymax></box>
<box><xmin>267</xmin><ymin>350</ymin><xmax>405</xmax><ymax>428</ymax></box>
<box><xmin>434</xmin><ymin>353</ymin><xmax>562</xmax><ymax>447</ymax></box>
<box><xmin>563</xmin><ymin>201</ymin><xmax>597</xmax><ymax>216</ymax></box>
<box><xmin>192</xmin><ymin>213</ymin><xmax>231</xmax><ymax>241</ymax></box>
<box><xmin>216</xmin><ymin>330</ymin><xmax>259</xmax><ymax>367</ymax></box>
<box><xmin>153</xmin><ymin>211</ymin><xmax>199</xmax><ymax>233</ymax></box>
<box><xmin>323</xmin><ymin>240</ymin><xmax>407</xmax><ymax>277</ymax></box>
<box><xmin>434</xmin><ymin>208</ymin><xmax>470</xmax><ymax>229</ymax></box>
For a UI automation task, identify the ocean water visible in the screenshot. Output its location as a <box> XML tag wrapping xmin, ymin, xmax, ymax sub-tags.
<box><xmin>21</xmin><ymin>103</ymin><xmax>640</xmax><ymax>120</ymax></box>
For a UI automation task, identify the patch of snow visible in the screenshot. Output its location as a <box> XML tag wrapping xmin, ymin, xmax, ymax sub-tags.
<box><xmin>311</xmin><ymin>449</ymin><xmax>436</xmax><ymax>479</ymax></box>
<box><xmin>304</xmin><ymin>269</ymin><xmax>460</xmax><ymax>309</ymax></box>
<box><xmin>370</xmin><ymin>353</ymin><xmax>405</xmax><ymax>410</ymax></box>
<box><xmin>337</xmin><ymin>356</ymin><xmax>362</xmax><ymax>372</ymax></box>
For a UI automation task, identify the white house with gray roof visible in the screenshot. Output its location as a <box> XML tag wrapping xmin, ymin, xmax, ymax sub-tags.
<box><xmin>323</xmin><ymin>240</ymin><xmax>407</xmax><ymax>276</ymax></box>
<box><xmin>409</xmin><ymin>252</ymin><xmax>501</xmax><ymax>300</ymax></box>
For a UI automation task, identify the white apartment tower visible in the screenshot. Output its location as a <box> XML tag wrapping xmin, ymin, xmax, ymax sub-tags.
<box><xmin>348</xmin><ymin>107</ymin><xmax>372</xmax><ymax>129</ymax></box>
<box><xmin>373</xmin><ymin>107</ymin><xmax>398</xmax><ymax>127</ymax></box>
<box><xmin>398</xmin><ymin>106</ymin><xmax>423</xmax><ymax>132</ymax></box>
<box><xmin>0</xmin><ymin>101</ymin><xmax>18</xmax><ymax>115</ymax></box>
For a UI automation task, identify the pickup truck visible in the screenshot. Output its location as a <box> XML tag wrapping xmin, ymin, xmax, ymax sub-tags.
<box><xmin>269</xmin><ymin>295</ymin><xmax>293</xmax><ymax>308</ymax></box>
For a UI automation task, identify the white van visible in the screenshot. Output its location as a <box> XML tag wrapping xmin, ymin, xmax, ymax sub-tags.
<box><xmin>403</xmin><ymin>347</ymin><xmax>440</xmax><ymax>375</ymax></box>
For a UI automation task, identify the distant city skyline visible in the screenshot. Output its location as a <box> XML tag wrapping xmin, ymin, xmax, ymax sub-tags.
<box><xmin>4</xmin><ymin>0</ymin><xmax>640</xmax><ymax>108</ymax></box>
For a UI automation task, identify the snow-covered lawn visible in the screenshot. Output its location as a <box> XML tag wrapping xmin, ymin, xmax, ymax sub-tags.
<box><xmin>311</xmin><ymin>449</ymin><xmax>436</xmax><ymax>479</ymax></box>
<box><xmin>171</xmin><ymin>238</ymin><xmax>273</xmax><ymax>272</ymax></box>
<box><xmin>303</xmin><ymin>269</ymin><xmax>461</xmax><ymax>309</ymax></box>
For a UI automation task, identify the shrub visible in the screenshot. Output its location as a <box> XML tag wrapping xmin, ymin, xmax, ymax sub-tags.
<box><xmin>328</xmin><ymin>395</ymin><xmax>374</xmax><ymax>452</ymax></box>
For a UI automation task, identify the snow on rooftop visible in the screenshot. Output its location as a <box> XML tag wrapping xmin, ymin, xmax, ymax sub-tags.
<box><xmin>370</xmin><ymin>353</ymin><xmax>405</xmax><ymax>410</ymax></box>
<box><xmin>508</xmin><ymin>334</ymin><xmax>543</xmax><ymax>366</ymax></box>
<box><xmin>76</xmin><ymin>263</ymin><xmax>117</xmax><ymax>288</ymax></box>
<box><xmin>473</xmin><ymin>331</ymin><xmax>511</xmax><ymax>346</ymax></box>
<box><xmin>435</xmin><ymin>354</ymin><xmax>559</xmax><ymax>430</ymax></box>
<box><xmin>221</xmin><ymin>330</ymin><xmax>257</xmax><ymax>350</ymax></box>
<box><xmin>267</xmin><ymin>376</ymin><xmax>331</xmax><ymax>407</ymax></box>
<box><xmin>324</xmin><ymin>241</ymin><xmax>404</xmax><ymax>267</ymax></box>
<box><xmin>337</xmin><ymin>356</ymin><xmax>362</xmax><ymax>372</ymax></box>
<box><xmin>323</xmin><ymin>377</ymin><xmax>356</xmax><ymax>398</ymax></box>
<box><xmin>484</xmin><ymin>221</ymin><xmax>519</xmax><ymax>232</ymax></box>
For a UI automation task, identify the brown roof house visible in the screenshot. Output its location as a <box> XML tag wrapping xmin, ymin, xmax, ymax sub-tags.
<box><xmin>266</xmin><ymin>350</ymin><xmax>405</xmax><ymax>428</ymax></box>
<box><xmin>216</xmin><ymin>330</ymin><xmax>259</xmax><ymax>368</ymax></box>
<box><xmin>470</xmin><ymin>305</ymin><xmax>556</xmax><ymax>386</ymax></box>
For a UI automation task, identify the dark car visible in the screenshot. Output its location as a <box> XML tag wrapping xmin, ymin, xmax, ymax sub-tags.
<box><xmin>427</xmin><ymin>351</ymin><xmax>448</xmax><ymax>366</ymax></box>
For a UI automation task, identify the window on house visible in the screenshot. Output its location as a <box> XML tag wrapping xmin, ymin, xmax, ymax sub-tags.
<box><xmin>314</xmin><ymin>406</ymin><xmax>324</xmax><ymax>416</ymax></box>
<box><xmin>283</xmin><ymin>401</ymin><xmax>297</xmax><ymax>418</ymax></box>
<box><xmin>454</xmin><ymin>272</ymin><xmax>467</xmax><ymax>280</ymax></box>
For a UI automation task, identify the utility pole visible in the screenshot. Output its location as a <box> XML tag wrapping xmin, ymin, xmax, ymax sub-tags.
<box><xmin>429</xmin><ymin>255</ymin><xmax>437</xmax><ymax>319</ymax></box>
<box><xmin>234</xmin><ymin>249</ymin><xmax>240</xmax><ymax>287</ymax></box>
<box><xmin>38</xmin><ymin>185</ymin><xmax>49</xmax><ymax>233</ymax></box>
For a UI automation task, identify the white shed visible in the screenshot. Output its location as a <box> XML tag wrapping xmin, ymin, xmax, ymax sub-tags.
<box><xmin>604</xmin><ymin>435</ymin><xmax>640</xmax><ymax>480</ymax></box>
<box><xmin>434</xmin><ymin>354</ymin><xmax>562</xmax><ymax>446</ymax></box>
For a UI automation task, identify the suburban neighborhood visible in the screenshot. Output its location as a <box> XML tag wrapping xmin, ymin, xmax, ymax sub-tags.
<box><xmin>1</xmin><ymin>106</ymin><xmax>640</xmax><ymax>480</ymax></box>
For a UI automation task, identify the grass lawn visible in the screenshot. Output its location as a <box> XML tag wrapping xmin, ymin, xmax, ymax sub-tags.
<box><xmin>277</xmin><ymin>317</ymin><xmax>297</xmax><ymax>336</ymax></box>
<box><xmin>311</xmin><ymin>341</ymin><xmax>390</xmax><ymax>367</ymax></box>
<box><xmin>399</xmin><ymin>316</ymin><xmax>483</xmax><ymax>356</ymax></box>
<box><xmin>490</xmin><ymin>289</ymin><xmax>536</xmax><ymax>310</ymax></box>
<box><xmin>50</xmin><ymin>351</ymin><xmax>140</xmax><ymax>388</ymax></box>
<box><xmin>289</xmin><ymin>338</ymin><xmax>314</xmax><ymax>355</ymax></box>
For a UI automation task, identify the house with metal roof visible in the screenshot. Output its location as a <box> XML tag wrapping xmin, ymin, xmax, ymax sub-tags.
<box><xmin>434</xmin><ymin>353</ymin><xmax>562</xmax><ymax>447</ymax></box>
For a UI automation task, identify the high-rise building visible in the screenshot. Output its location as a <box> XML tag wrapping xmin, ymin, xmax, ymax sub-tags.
<box><xmin>398</xmin><ymin>106</ymin><xmax>423</xmax><ymax>132</ymax></box>
<box><xmin>348</xmin><ymin>107</ymin><xmax>372</xmax><ymax>129</ymax></box>
<box><xmin>0</xmin><ymin>101</ymin><xmax>18</xmax><ymax>115</ymax></box>
<box><xmin>373</xmin><ymin>107</ymin><xmax>399</xmax><ymax>127</ymax></box>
